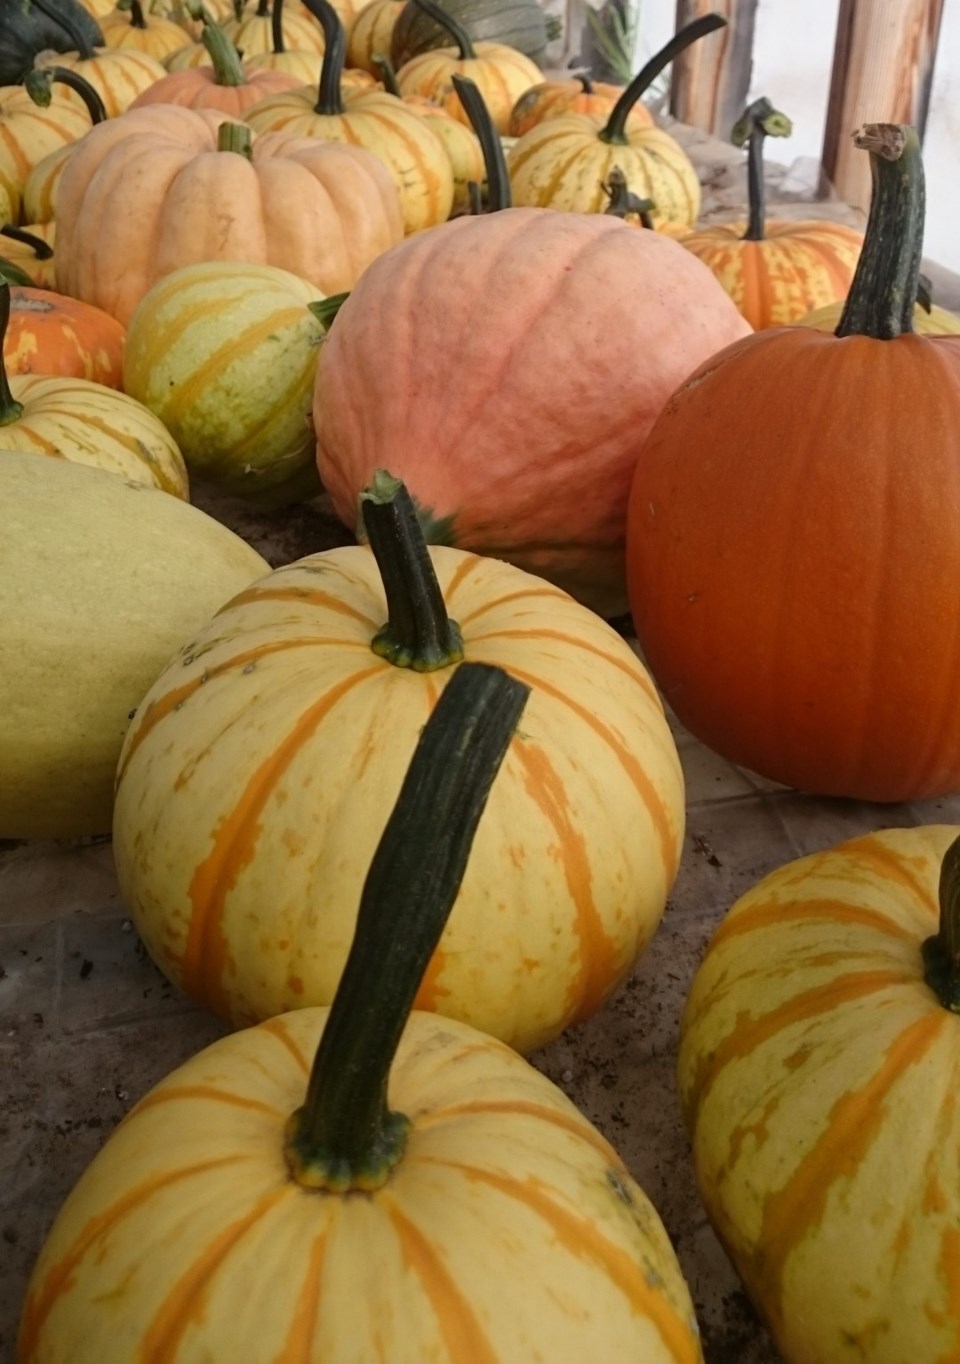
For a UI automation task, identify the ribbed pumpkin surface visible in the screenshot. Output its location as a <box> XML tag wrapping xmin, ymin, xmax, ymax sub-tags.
<box><xmin>19</xmin><ymin>1005</ymin><xmax>702</xmax><ymax>1362</ymax></box>
<box><xmin>394</xmin><ymin>42</ymin><xmax>542</xmax><ymax>133</ymax></box>
<box><xmin>2</xmin><ymin>374</ymin><xmax>188</xmax><ymax>495</ymax></box>
<box><xmin>508</xmin><ymin>79</ymin><xmax>653</xmax><ymax>137</ymax></box>
<box><xmin>678</xmin><ymin>219</ymin><xmax>864</xmax><ymax>329</ymax></box>
<box><xmin>0</xmin><ymin>83</ymin><xmax>92</xmax><ymax>224</ymax></box>
<box><xmin>678</xmin><ymin>825</ymin><xmax>960</xmax><ymax>1364</ymax></box>
<box><xmin>112</xmin><ymin>545</ymin><xmax>685</xmax><ymax>1052</ymax></box>
<box><xmin>347</xmin><ymin>0</ymin><xmax>404</xmax><ymax>72</ymax></box>
<box><xmin>99</xmin><ymin>6</ymin><xmax>194</xmax><ymax>59</ymax></box>
<box><xmin>5</xmin><ymin>286</ymin><xmax>125</xmax><ymax>386</ymax></box>
<box><xmin>128</xmin><ymin>60</ymin><xmax>303</xmax><ymax>113</ymax></box>
<box><xmin>34</xmin><ymin>48</ymin><xmax>169</xmax><ymax>116</ymax></box>
<box><xmin>507</xmin><ymin>115</ymin><xmax>701</xmax><ymax>228</ymax></box>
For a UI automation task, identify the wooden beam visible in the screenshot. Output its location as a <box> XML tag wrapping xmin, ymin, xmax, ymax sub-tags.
<box><xmin>669</xmin><ymin>0</ymin><xmax>759</xmax><ymax>140</ymax></box>
<box><xmin>821</xmin><ymin>0</ymin><xmax>945</xmax><ymax>214</ymax></box>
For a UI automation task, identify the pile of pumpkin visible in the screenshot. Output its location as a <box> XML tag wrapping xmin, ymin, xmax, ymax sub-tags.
<box><xmin>4</xmin><ymin>0</ymin><xmax>960</xmax><ymax>1355</ymax></box>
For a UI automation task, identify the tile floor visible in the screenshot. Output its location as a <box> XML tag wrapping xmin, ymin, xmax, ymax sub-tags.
<box><xmin>4</xmin><ymin>491</ymin><xmax>960</xmax><ymax>1363</ymax></box>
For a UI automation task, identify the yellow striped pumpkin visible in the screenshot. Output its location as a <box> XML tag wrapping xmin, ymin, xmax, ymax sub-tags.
<box><xmin>34</xmin><ymin>45</ymin><xmax>169</xmax><ymax>117</ymax></box>
<box><xmin>346</xmin><ymin>0</ymin><xmax>404</xmax><ymax>72</ymax></box>
<box><xmin>246</xmin><ymin>0</ymin><xmax>454</xmax><ymax>234</ymax></box>
<box><xmin>0</xmin><ymin>79</ymin><xmax>93</xmax><ymax>225</ymax></box>
<box><xmin>98</xmin><ymin>0</ymin><xmax>194</xmax><ymax>59</ymax></box>
<box><xmin>123</xmin><ymin>259</ymin><xmax>327</xmax><ymax>501</ymax></box>
<box><xmin>679</xmin><ymin>824</ymin><xmax>960</xmax><ymax>1364</ymax></box>
<box><xmin>23</xmin><ymin>663</ymin><xmax>702</xmax><ymax>1362</ymax></box>
<box><xmin>112</xmin><ymin>475</ymin><xmax>686</xmax><ymax>1053</ymax></box>
<box><xmin>0</xmin><ymin>222</ymin><xmax>57</xmax><ymax>288</ymax></box>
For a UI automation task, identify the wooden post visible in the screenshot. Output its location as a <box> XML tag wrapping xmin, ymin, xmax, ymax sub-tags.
<box><xmin>821</xmin><ymin>0</ymin><xmax>945</xmax><ymax>213</ymax></box>
<box><xmin>669</xmin><ymin>0</ymin><xmax>759</xmax><ymax>140</ymax></box>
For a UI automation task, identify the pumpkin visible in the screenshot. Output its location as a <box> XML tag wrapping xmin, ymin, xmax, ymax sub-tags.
<box><xmin>246</xmin><ymin>0</ymin><xmax>454</xmax><ymax>234</ymax></box>
<box><xmin>240</xmin><ymin>0</ymin><xmax>327</xmax><ymax>81</ymax></box>
<box><xmin>347</xmin><ymin>0</ymin><xmax>403</xmax><ymax>72</ymax></box>
<box><xmin>54</xmin><ymin>107</ymin><xmax>403</xmax><ymax>323</ymax></box>
<box><xmin>678</xmin><ymin>99</ymin><xmax>863</xmax><ymax>329</ymax></box>
<box><xmin>0</xmin><ymin>67</ymin><xmax>99</xmax><ymax>225</ymax></box>
<box><xmin>128</xmin><ymin>9</ymin><xmax>303</xmax><ymax>111</ymax></box>
<box><xmin>393</xmin><ymin>0</ymin><xmax>542</xmax><ymax>134</ymax></box>
<box><xmin>4</xmin><ymin>285</ymin><xmax>125</xmax><ymax>385</ymax></box>
<box><xmin>508</xmin><ymin>72</ymin><xmax>652</xmax><ymax>137</ymax></box>
<box><xmin>0</xmin><ymin>0</ymin><xmax>103</xmax><ymax>86</ymax></box>
<box><xmin>0</xmin><ymin>221</ymin><xmax>56</xmax><ymax>287</ymax></box>
<box><xmin>23</xmin><ymin>661</ymin><xmax>702</xmax><ymax>1362</ymax></box>
<box><xmin>678</xmin><ymin>823</ymin><xmax>960</xmax><ymax>1364</ymax></box>
<box><xmin>221</xmin><ymin>0</ymin><xmax>327</xmax><ymax>57</ymax></box>
<box><xmin>99</xmin><ymin>0</ymin><xmax>193</xmax><ymax>57</ymax></box>
<box><xmin>112</xmin><ymin>472</ymin><xmax>685</xmax><ymax>1051</ymax></box>
<box><xmin>0</xmin><ymin>282</ymin><xmax>187</xmax><ymax>491</ymax></box>
<box><xmin>507</xmin><ymin>14</ymin><xmax>723</xmax><ymax>230</ymax></box>
<box><xmin>314</xmin><ymin>79</ymin><xmax>750</xmax><ymax>615</ymax></box>
<box><xmin>16</xmin><ymin>65</ymin><xmax>108</xmax><ymax>222</ymax></box>
<box><xmin>0</xmin><ymin>451</ymin><xmax>268</xmax><ymax>840</ymax></box>
<box><xmin>32</xmin><ymin>9</ymin><xmax>169</xmax><ymax>116</ymax></box>
<box><xmin>123</xmin><ymin>258</ymin><xmax>326</xmax><ymax>501</ymax></box>
<box><xmin>391</xmin><ymin>0</ymin><xmax>547</xmax><ymax>67</ymax></box>
<box><xmin>625</xmin><ymin>123</ymin><xmax>960</xmax><ymax>802</ymax></box>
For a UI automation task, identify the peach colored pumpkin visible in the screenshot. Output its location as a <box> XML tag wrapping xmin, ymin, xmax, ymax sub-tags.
<box><xmin>315</xmin><ymin>208</ymin><xmax>751</xmax><ymax>615</ymax></box>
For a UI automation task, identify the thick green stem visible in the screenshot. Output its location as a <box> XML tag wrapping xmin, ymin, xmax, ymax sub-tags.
<box><xmin>835</xmin><ymin>124</ymin><xmax>923</xmax><ymax>340</ymax></box>
<box><xmin>217</xmin><ymin>120</ymin><xmax>253</xmax><ymax>157</ymax></box>
<box><xmin>361</xmin><ymin>471</ymin><xmax>464</xmax><ymax>670</ymax></box>
<box><xmin>270</xmin><ymin>0</ymin><xmax>285</xmax><ymax>51</ymax></box>
<box><xmin>301</xmin><ymin>0</ymin><xmax>346</xmax><ymax>114</ymax></box>
<box><xmin>128</xmin><ymin>0</ymin><xmax>148</xmax><ymax>29</ymax></box>
<box><xmin>922</xmin><ymin>835</ymin><xmax>960</xmax><ymax>1012</ymax></box>
<box><xmin>308</xmin><ymin>293</ymin><xmax>350</xmax><ymax>330</ymax></box>
<box><xmin>284</xmin><ymin>660</ymin><xmax>529</xmax><ymax>1192</ymax></box>
<box><xmin>602</xmin><ymin>165</ymin><xmax>655</xmax><ymax>226</ymax></box>
<box><xmin>0</xmin><ymin>225</ymin><xmax>55</xmax><ymax>261</ymax></box>
<box><xmin>27</xmin><ymin>0</ymin><xmax>100</xmax><ymax>58</ymax></box>
<box><xmin>24</xmin><ymin>65</ymin><xmax>108</xmax><ymax>123</ymax></box>
<box><xmin>452</xmin><ymin>73</ymin><xmax>510</xmax><ymax>212</ymax></box>
<box><xmin>372</xmin><ymin>51</ymin><xmax>401</xmax><ymax>95</ymax></box>
<box><xmin>0</xmin><ymin>284</ymin><xmax>25</xmax><ymax>426</ymax></box>
<box><xmin>730</xmin><ymin>97</ymin><xmax>792</xmax><ymax>242</ymax></box>
<box><xmin>201</xmin><ymin>10</ymin><xmax>248</xmax><ymax>84</ymax></box>
<box><xmin>600</xmin><ymin>11</ymin><xmax>726</xmax><ymax>145</ymax></box>
<box><xmin>409</xmin><ymin>0</ymin><xmax>475</xmax><ymax>58</ymax></box>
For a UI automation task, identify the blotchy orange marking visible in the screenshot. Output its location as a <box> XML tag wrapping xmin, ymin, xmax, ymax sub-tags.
<box><xmin>383</xmin><ymin>1202</ymin><xmax>502</xmax><ymax>1364</ymax></box>
<box><xmin>424</xmin><ymin>1163</ymin><xmax>701</xmax><ymax>1361</ymax></box>
<box><xmin>273</xmin><ymin>1230</ymin><xmax>329</xmax><ymax>1364</ymax></box>
<box><xmin>710</xmin><ymin>897</ymin><xmax>919</xmax><ymax>951</ymax></box>
<box><xmin>18</xmin><ymin>1155</ymin><xmax>247</xmax><ymax>1357</ymax></box>
<box><xmin>851</xmin><ymin>839</ymin><xmax>939</xmax><ymax>915</ymax></box>
<box><xmin>416</xmin><ymin>1098</ymin><xmax>617</xmax><ymax>1162</ymax></box>
<box><xmin>688</xmin><ymin>969</ymin><xmax>913</xmax><ymax>1117</ymax></box>
<box><xmin>138</xmin><ymin>1186</ymin><xmax>292</xmax><ymax>1359</ymax></box>
<box><xmin>749</xmin><ymin>1012</ymin><xmax>944</xmax><ymax>1335</ymax></box>
<box><xmin>183</xmin><ymin>667</ymin><xmax>383</xmax><ymax>1015</ymax></box>
<box><xmin>116</xmin><ymin>636</ymin><xmax>364</xmax><ymax>782</ymax></box>
<box><xmin>507</xmin><ymin>664</ymin><xmax>678</xmax><ymax>878</ymax></box>
<box><xmin>514</xmin><ymin>742</ymin><xmax>620</xmax><ymax>1023</ymax></box>
<box><xmin>130</xmin><ymin>1084</ymin><xmax>284</xmax><ymax>1121</ymax></box>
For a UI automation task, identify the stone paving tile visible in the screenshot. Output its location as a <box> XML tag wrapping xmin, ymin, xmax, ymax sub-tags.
<box><xmin>0</xmin><ymin>838</ymin><xmax>119</xmax><ymax>927</ymax></box>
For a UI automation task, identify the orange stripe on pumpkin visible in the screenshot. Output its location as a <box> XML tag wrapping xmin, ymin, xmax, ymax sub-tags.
<box><xmin>183</xmin><ymin>666</ymin><xmax>383</xmax><ymax>1014</ymax></box>
<box><xmin>709</xmin><ymin>895</ymin><xmax>920</xmax><ymax>951</ymax></box>
<box><xmin>130</xmin><ymin>1083</ymin><xmax>285</xmax><ymax>1120</ymax></box>
<box><xmin>417</xmin><ymin>1097</ymin><xmax>618</xmax><ymax>1161</ymax></box>
<box><xmin>225</xmin><ymin>582</ymin><xmax>379</xmax><ymax>628</ymax></box>
<box><xmin>274</xmin><ymin>1229</ymin><xmax>329</xmax><ymax>1363</ymax></box>
<box><xmin>456</xmin><ymin>585</ymin><xmax>573</xmax><ymax>623</ymax></box>
<box><xmin>261</xmin><ymin>1015</ymin><xmax>313</xmax><ymax>1075</ymax></box>
<box><xmin>471</xmin><ymin>626</ymin><xmax>659</xmax><ymax>699</ymax></box>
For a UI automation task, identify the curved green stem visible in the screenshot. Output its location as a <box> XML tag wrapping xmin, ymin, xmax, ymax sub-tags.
<box><xmin>372</xmin><ymin>51</ymin><xmax>401</xmax><ymax>96</ymax></box>
<box><xmin>270</xmin><ymin>0</ymin><xmax>285</xmax><ymax>52</ymax></box>
<box><xmin>301</xmin><ymin>0</ymin><xmax>346</xmax><ymax>114</ymax></box>
<box><xmin>361</xmin><ymin>471</ymin><xmax>464</xmax><ymax>670</ymax></box>
<box><xmin>0</xmin><ymin>225</ymin><xmax>54</xmax><ymax>261</ymax></box>
<box><xmin>285</xmin><ymin>659</ymin><xmax>528</xmax><ymax>1192</ymax></box>
<box><xmin>730</xmin><ymin>97</ymin><xmax>791</xmax><ymax>242</ymax></box>
<box><xmin>0</xmin><ymin>284</ymin><xmax>25</xmax><ymax>427</ymax></box>
<box><xmin>24</xmin><ymin>65</ymin><xmax>108</xmax><ymax>123</ymax></box>
<box><xmin>600</xmin><ymin>11</ymin><xmax>726</xmax><ymax>145</ymax></box>
<box><xmin>602</xmin><ymin>168</ymin><xmax>655</xmax><ymax>226</ymax></box>
<box><xmin>217</xmin><ymin>120</ymin><xmax>253</xmax><ymax>157</ymax></box>
<box><xmin>922</xmin><ymin>835</ymin><xmax>960</xmax><ymax>1012</ymax></box>
<box><xmin>410</xmin><ymin>0</ymin><xmax>475</xmax><ymax>59</ymax></box>
<box><xmin>26</xmin><ymin>0</ymin><xmax>100</xmax><ymax>59</ymax></box>
<box><xmin>201</xmin><ymin>10</ymin><xmax>248</xmax><ymax>84</ymax></box>
<box><xmin>452</xmin><ymin>73</ymin><xmax>510</xmax><ymax>212</ymax></box>
<box><xmin>835</xmin><ymin>123</ymin><xmax>923</xmax><ymax>340</ymax></box>
<box><xmin>0</xmin><ymin>259</ymin><xmax>34</xmax><ymax>288</ymax></box>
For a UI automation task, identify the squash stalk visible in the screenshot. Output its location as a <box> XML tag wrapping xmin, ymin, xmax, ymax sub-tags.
<box><xmin>200</xmin><ymin>10</ymin><xmax>249</xmax><ymax>85</ymax></box>
<box><xmin>27</xmin><ymin>0</ymin><xmax>99</xmax><ymax>59</ymax></box>
<box><xmin>0</xmin><ymin>283</ymin><xmax>25</xmax><ymax>426</ymax></box>
<box><xmin>24</xmin><ymin>65</ymin><xmax>108</xmax><ymax>124</ymax></box>
<box><xmin>599</xmin><ymin>12</ymin><xmax>726</xmax><ymax>146</ymax></box>
<box><xmin>835</xmin><ymin>124</ymin><xmax>923</xmax><ymax>340</ymax></box>
<box><xmin>922</xmin><ymin>835</ymin><xmax>960</xmax><ymax>1012</ymax></box>
<box><xmin>453</xmin><ymin>74</ymin><xmax>510</xmax><ymax>211</ymax></box>
<box><xmin>409</xmin><ymin>0</ymin><xmax>477</xmax><ymax>58</ymax></box>
<box><xmin>128</xmin><ymin>0</ymin><xmax>148</xmax><ymax>30</ymax></box>
<box><xmin>217</xmin><ymin>121</ymin><xmax>254</xmax><ymax>157</ymax></box>
<box><xmin>0</xmin><ymin>225</ymin><xmax>55</xmax><ymax>262</ymax></box>
<box><xmin>602</xmin><ymin>166</ymin><xmax>655</xmax><ymax>226</ymax></box>
<box><xmin>270</xmin><ymin>0</ymin><xmax>286</xmax><ymax>51</ymax></box>
<box><xmin>731</xmin><ymin>97</ymin><xmax>792</xmax><ymax>242</ymax></box>
<box><xmin>302</xmin><ymin>0</ymin><xmax>346</xmax><ymax>114</ymax></box>
<box><xmin>362</xmin><ymin>470</ymin><xmax>464</xmax><ymax>670</ymax></box>
<box><xmin>285</xmin><ymin>660</ymin><xmax>528</xmax><ymax>1191</ymax></box>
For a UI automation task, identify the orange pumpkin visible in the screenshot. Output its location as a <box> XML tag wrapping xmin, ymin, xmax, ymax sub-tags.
<box><xmin>678</xmin><ymin>99</ymin><xmax>863</xmax><ymax>329</ymax></box>
<box><xmin>246</xmin><ymin>0</ymin><xmax>454</xmax><ymax>234</ymax></box>
<box><xmin>128</xmin><ymin>9</ymin><xmax>303</xmax><ymax>111</ymax></box>
<box><xmin>625</xmin><ymin>123</ymin><xmax>960</xmax><ymax>801</ymax></box>
<box><xmin>55</xmin><ymin>106</ymin><xmax>403</xmax><ymax>323</ymax></box>
<box><xmin>508</xmin><ymin>72</ymin><xmax>652</xmax><ymax>137</ymax></box>
<box><xmin>4</xmin><ymin>286</ymin><xmax>125</xmax><ymax>385</ymax></box>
